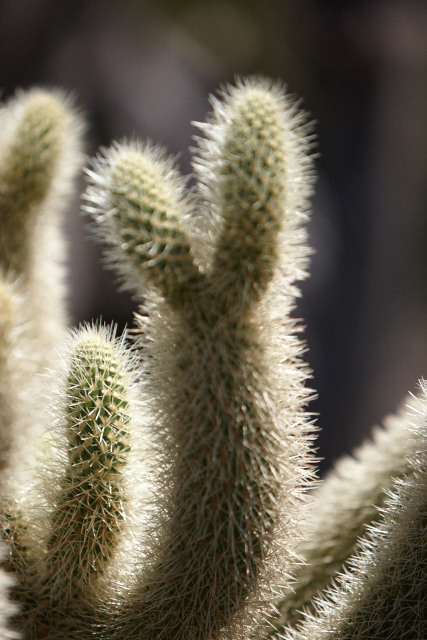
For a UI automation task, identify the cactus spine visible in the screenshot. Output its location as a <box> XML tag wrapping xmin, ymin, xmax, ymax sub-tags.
<box><xmin>84</xmin><ymin>78</ymin><xmax>316</xmax><ymax>640</ymax></box>
<box><xmin>264</xmin><ymin>392</ymin><xmax>425</xmax><ymax>634</ymax></box>
<box><xmin>0</xmin><ymin>78</ymin><xmax>425</xmax><ymax>640</ymax></box>
<box><xmin>285</xmin><ymin>380</ymin><xmax>427</xmax><ymax>640</ymax></box>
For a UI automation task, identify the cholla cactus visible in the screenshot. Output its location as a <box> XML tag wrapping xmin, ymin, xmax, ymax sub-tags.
<box><xmin>0</xmin><ymin>78</ymin><xmax>425</xmax><ymax>640</ymax></box>
<box><xmin>284</xmin><ymin>380</ymin><xmax>427</xmax><ymax>640</ymax></box>
<box><xmin>264</xmin><ymin>391</ymin><xmax>425</xmax><ymax>634</ymax></box>
<box><xmin>83</xmin><ymin>78</ymin><xmax>316</xmax><ymax>640</ymax></box>
<box><xmin>0</xmin><ymin>88</ymin><xmax>83</xmax><ymax>356</ymax></box>
<box><xmin>1</xmin><ymin>324</ymin><xmax>140</xmax><ymax>640</ymax></box>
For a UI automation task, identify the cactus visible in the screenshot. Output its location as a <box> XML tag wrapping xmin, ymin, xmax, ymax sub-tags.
<box><xmin>263</xmin><ymin>391</ymin><xmax>425</xmax><ymax>634</ymax></box>
<box><xmin>0</xmin><ymin>78</ymin><xmax>426</xmax><ymax>640</ymax></box>
<box><xmin>1</xmin><ymin>324</ymin><xmax>139</xmax><ymax>640</ymax></box>
<box><xmin>283</xmin><ymin>380</ymin><xmax>427</xmax><ymax>640</ymax></box>
<box><xmin>0</xmin><ymin>88</ymin><xmax>83</xmax><ymax>357</ymax></box>
<box><xmin>83</xmin><ymin>77</ymin><xmax>316</xmax><ymax>640</ymax></box>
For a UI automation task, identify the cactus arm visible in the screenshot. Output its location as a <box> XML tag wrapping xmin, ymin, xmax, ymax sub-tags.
<box><xmin>193</xmin><ymin>78</ymin><xmax>314</xmax><ymax>312</ymax></box>
<box><xmin>43</xmin><ymin>325</ymin><xmax>134</xmax><ymax>603</ymax></box>
<box><xmin>264</xmin><ymin>392</ymin><xmax>424</xmax><ymax>634</ymax></box>
<box><xmin>0</xmin><ymin>89</ymin><xmax>77</xmax><ymax>276</ymax></box>
<box><xmin>84</xmin><ymin>141</ymin><xmax>204</xmax><ymax>309</ymax></box>
<box><xmin>284</xmin><ymin>380</ymin><xmax>427</xmax><ymax>640</ymax></box>
<box><xmin>0</xmin><ymin>89</ymin><xmax>84</xmax><ymax>366</ymax></box>
<box><xmin>86</xmin><ymin>78</ymin><xmax>316</xmax><ymax>640</ymax></box>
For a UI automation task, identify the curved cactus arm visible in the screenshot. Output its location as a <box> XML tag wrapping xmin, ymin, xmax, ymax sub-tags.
<box><xmin>84</xmin><ymin>141</ymin><xmax>204</xmax><ymax>309</ymax></box>
<box><xmin>42</xmin><ymin>324</ymin><xmax>137</xmax><ymax>605</ymax></box>
<box><xmin>0</xmin><ymin>88</ymin><xmax>84</xmax><ymax>364</ymax></box>
<box><xmin>86</xmin><ymin>77</ymin><xmax>316</xmax><ymax>640</ymax></box>
<box><xmin>284</xmin><ymin>379</ymin><xmax>427</xmax><ymax>640</ymax></box>
<box><xmin>263</xmin><ymin>390</ymin><xmax>424</xmax><ymax>635</ymax></box>
<box><xmin>0</xmin><ymin>89</ymin><xmax>83</xmax><ymax>278</ymax></box>
<box><xmin>193</xmin><ymin>77</ymin><xmax>314</xmax><ymax>313</ymax></box>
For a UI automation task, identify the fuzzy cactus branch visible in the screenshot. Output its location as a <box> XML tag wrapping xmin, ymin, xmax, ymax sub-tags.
<box><xmin>263</xmin><ymin>391</ymin><xmax>425</xmax><ymax>635</ymax></box>
<box><xmin>0</xmin><ymin>88</ymin><xmax>84</xmax><ymax>364</ymax></box>
<box><xmin>84</xmin><ymin>142</ymin><xmax>203</xmax><ymax>308</ymax></box>
<box><xmin>284</xmin><ymin>380</ymin><xmax>427</xmax><ymax>640</ymax></box>
<box><xmin>84</xmin><ymin>77</ymin><xmax>316</xmax><ymax>640</ymax></box>
<box><xmin>0</xmin><ymin>324</ymin><xmax>139</xmax><ymax>640</ymax></box>
<box><xmin>0</xmin><ymin>89</ymin><xmax>81</xmax><ymax>277</ymax></box>
<box><xmin>44</xmin><ymin>325</ymin><xmax>134</xmax><ymax>603</ymax></box>
<box><xmin>0</xmin><ymin>78</ymin><xmax>425</xmax><ymax>640</ymax></box>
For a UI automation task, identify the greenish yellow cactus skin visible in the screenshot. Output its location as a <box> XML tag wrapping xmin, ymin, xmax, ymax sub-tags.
<box><xmin>84</xmin><ymin>78</ymin><xmax>316</xmax><ymax>640</ymax></box>
<box><xmin>44</xmin><ymin>325</ymin><xmax>133</xmax><ymax>601</ymax></box>
<box><xmin>0</xmin><ymin>89</ymin><xmax>84</xmax><ymax>363</ymax></box>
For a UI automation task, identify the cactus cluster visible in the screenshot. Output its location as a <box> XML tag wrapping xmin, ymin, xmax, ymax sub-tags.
<box><xmin>0</xmin><ymin>78</ymin><xmax>425</xmax><ymax>640</ymax></box>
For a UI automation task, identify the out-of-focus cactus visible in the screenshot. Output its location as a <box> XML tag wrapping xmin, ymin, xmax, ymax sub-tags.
<box><xmin>283</xmin><ymin>380</ymin><xmax>427</xmax><ymax>640</ymax></box>
<box><xmin>0</xmin><ymin>88</ymin><xmax>83</xmax><ymax>357</ymax></box>
<box><xmin>0</xmin><ymin>79</ymin><xmax>425</xmax><ymax>640</ymax></box>
<box><xmin>264</xmin><ymin>392</ymin><xmax>425</xmax><ymax>635</ymax></box>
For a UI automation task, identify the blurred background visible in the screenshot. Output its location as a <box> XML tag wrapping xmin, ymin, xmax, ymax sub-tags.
<box><xmin>1</xmin><ymin>0</ymin><xmax>426</xmax><ymax>472</ymax></box>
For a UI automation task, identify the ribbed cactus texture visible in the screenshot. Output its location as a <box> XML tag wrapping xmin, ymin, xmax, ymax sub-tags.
<box><xmin>84</xmin><ymin>78</ymin><xmax>316</xmax><ymax>640</ymax></box>
<box><xmin>0</xmin><ymin>78</ymin><xmax>425</xmax><ymax>640</ymax></box>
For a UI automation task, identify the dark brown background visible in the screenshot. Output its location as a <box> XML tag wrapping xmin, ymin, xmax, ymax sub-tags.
<box><xmin>2</xmin><ymin>0</ymin><xmax>426</xmax><ymax>472</ymax></box>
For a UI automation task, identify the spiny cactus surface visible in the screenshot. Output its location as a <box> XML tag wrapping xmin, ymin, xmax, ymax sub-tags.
<box><xmin>0</xmin><ymin>78</ymin><xmax>425</xmax><ymax>640</ymax></box>
<box><xmin>84</xmin><ymin>77</ymin><xmax>316</xmax><ymax>640</ymax></box>
<box><xmin>285</xmin><ymin>380</ymin><xmax>427</xmax><ymax>640</ymax></box>
<box><xmin>264</xmin><ymin>391</ymin><xmax>426</xmax><ymax>634</ymax></box>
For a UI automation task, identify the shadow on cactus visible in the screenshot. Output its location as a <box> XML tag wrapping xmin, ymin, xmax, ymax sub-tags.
<box><xmin>0</xmin><ymin>78</ymin><xmax>425</xmax><ymax>640</ymax></box>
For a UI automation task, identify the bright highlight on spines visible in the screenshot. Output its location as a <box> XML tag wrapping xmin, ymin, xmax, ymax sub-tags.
<box><xmin>285</xmin><ymin>379</ymin><xmax>427</xmax><ymax>640</ymax></box>
<box><xmin>44</xmin><ymin>324</ymin><xmax>135</xmax><ymax>602</ymax></box>
<box><xmin>265</xmin><ymin>392</ymin><xmax>425</xmax><ymax>635</ymax></box>
<box><xmin>193</xmin><ymin>77</ymin><xmax>315</xmax><ymax>310</ymax></box>
<box><xmin>84</xmin><ymin>77</ymin><xmax>316</xmax><ymax>640</ymax></box>
<box><xmin>84</xmin><ymin>141</ymin><xmax>203</xmax><ymax>307</ymax></box>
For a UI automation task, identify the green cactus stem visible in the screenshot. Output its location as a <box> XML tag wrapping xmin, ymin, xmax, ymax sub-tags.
<box><xmin>84</xmin><ymin>77</ymin><xmax>316</xmax><ymax>640</ymax></box>
<box><xmin>44</xmin><ymin>325</ymin><xmax>134</xmax><ymax>603</ymax></box>
<box><xmin>0</xmin><ymin>90</ymin><xmax>73</xmax><ymax>275</ymax></box>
